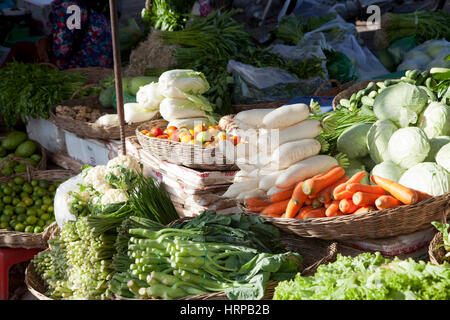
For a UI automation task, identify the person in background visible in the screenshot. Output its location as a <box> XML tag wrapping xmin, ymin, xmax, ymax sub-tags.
<box><xmin>50</xmin><ymin>0</ymin><xmax>117</xmax><ymax>70</ymax></box>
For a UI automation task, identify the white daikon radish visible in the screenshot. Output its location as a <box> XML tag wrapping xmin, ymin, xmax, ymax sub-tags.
<box><xmin>258</xmin><ymin>119</ymin><xmax>322</xmax><ymax>152</ymax></box>
<box><xmin>261</xmin><ymin>103</ymin><xmax>310</xmax><ymax>129</ymax></box>
<box><xmin>160</xmin><ymin>97</ymin><xmax>207</xmax><ymax>120</ymax></box>
<box><xmin>234</xmin><ymin>108</ymin><xmax>275</xmax><ymax>128</ymax></box>
<box><xmin>233</xmin><ymin>175</ymin><xmax>249</xmax><ymax>183</ymax></box>
<box><xmin>248</xmin><ymin>151</ymin><xmax>271</xmax><ymax>169</ymax></box>
<box><xmin>222</xmin><ymin>179</ymin><xmax>259</xmax><ymax>198</ymax></box>
<box><xmin>248</xmin><ymin>169</ymin><xmax>261</xmax><ymax>179</ymax></box>
<box><xmin>236</xmin><ymin>189</ymin><xmax>267</xmax><ymax>202</ymax></box>
<box><xmin>267</xmin><ymin>186</ymin><xmax>286</xmax><ymax>197</ymax></box>
<box><xmin>124</xmin><ymin>103</ymin><xmax>158</xmax><ymax>124</ymax></box>
<box><xmin>259</xmin><ymin>171</ymin><xmax>282</xmax><ymax>191</ymax></box>
<box><xmin>275</xmin><ymin>155</ymin><xmax>339</xmax><ymax>189</ymax></box>
<box><xmin>269</xmin><ymin>139</ymin><xmax>321</xmax><ymax>170</ymax></box>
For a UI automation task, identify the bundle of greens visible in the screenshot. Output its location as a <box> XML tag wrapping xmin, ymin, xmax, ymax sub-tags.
<box><xmin>0</xmin><ymin>62</ymin><xmax>89</xmax><ymax>127</ymax></box>
<box><xmin>110</xmin><ymin>211</ymin><xmax>302</xmax><ymax>300</ymax></box>
<box><xmin>375</xmin><ymin>11</ymin><xmax>450</xmax><ymax>50</ymax></box>
<box><xmin>432</xmin><ymin>221</ymin><xmax>450</xmax><ymax>263</ymax></box>
<box><xmin>141</xmin><ymin>0</ymin><xmax>197</xmax><ymax>32</ymax></box>
<box><xmin>274</xmin><ymin>252</ymin><xmax>450</xmax><ymax>300</ymax></box>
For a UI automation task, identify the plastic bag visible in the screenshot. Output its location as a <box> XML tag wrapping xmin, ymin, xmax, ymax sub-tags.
<box><xmin>54</xmin><ymin>173</ymin><xmax>83</xmax><ymax>228</ymax></box>
<box><xmin>397</xmin><ymin>39</ymin><xmax>450</xmax><ymax>72</ymax></box>
<box><xmin>227</xmin><ymin>59</ymin><xmax>308</xmax><ymax>105</ymax></box>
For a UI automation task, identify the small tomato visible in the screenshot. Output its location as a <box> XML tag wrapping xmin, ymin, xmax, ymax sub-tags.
<box><xmin>150</xmin><ymin>127</ymin><xmax>163</xmax><ymax>137</ymax></box>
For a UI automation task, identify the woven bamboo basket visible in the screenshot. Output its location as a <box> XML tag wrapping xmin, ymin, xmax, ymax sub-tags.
<box><xmin>0</xmin><ymin>158</ymin><xmax>75</xmax><ymax>248</ymax></box>
<box><xmin>38</xmin><ymin>62</ymin><xmax>113</xmax><ymax>85</ymax></box>
<box><xmin>428</xmin><ymin>232</ymin><xmax>447</xmax><ymax>265</ymax></box>
<box><xmin>136</xmin><ymin>120</ymin><xmax>237</xmax><ymax>171</ymax></box>
<box><xmin>245</xmin><ymin>194</ymin><xmax>450</xmax><ymax>241</ymax></box>
<box><xmin>0</xmin><ymin>139</ymin><xmax>47</xmax><ymax>179</ymax></box>
<box><xmin>50</xmin><ymin>84</ymin><xmax>160</xmax><ymax>140</ymax></box>
<box><xmin>24</xmin><ymin>215</ymin><xmax>339</xmax><ymax>300</ymax></box>
<box><xmin>313</xmin><ymin>79</ymin><xmax>355</xmax><ymax>97</ymax></box>
<box><xmin>331</xmin><ymin>79</ymin><xmax>385</xmax><ymax>110</ymax></box>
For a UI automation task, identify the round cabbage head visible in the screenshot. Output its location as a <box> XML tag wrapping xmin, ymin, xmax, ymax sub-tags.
<box><xmin>337</xmin><ymin>123</ymin><xmax>373</xmax><ymax>159</ymax></box>
<box><xmin>388</xmin><ymin>127</ymin><xmax>430</xmax><ymax>169</ymax></box>
<box><xmin>425</xmin><ymin>136</ymin><xmax>450</xmax><ymax>162</ymax></box>
<box><xmin>436</xmin><ymin>143</ymin><xmax>450</xmax><ymax>173</ymax></box>
<box><xmin>370</xmin><ymin>160</ymin><xmax>405</xmax><ymax>184</ymax></box>
<box><xmin>345</xmin><ymin>158</ymin><xmax>369</xmax><ymax>185</ymax></box>
<box><xmin>399</xmin><ymin>162</ymin><xmax>450</xmax><ymax>196</ymax></box>
<box><xmin>366</xmin><ymin>120</ymin><xmax>398</xmax><ymax>164</ymax></box>
<box><xmin>418</xmin><ymin>101</ymin><xmax>450</xmax><ymax>139</ymax></box>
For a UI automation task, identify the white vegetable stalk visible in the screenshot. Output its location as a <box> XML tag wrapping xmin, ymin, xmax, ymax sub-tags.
<box><xmin>234</xmin><ymin>108</ymin><xmax>275</xmax><ymax>128</ymax></box>
<box><xmin>236</xmin><ymin>189</ymin><xmax>267</xmax><ymax>202</ymax></box>
<box><xmin>124</xmin><ymin>103</ymin><xmax>158</xmax><ymax>124</ymax></box>
<box><xmin>158</xmin><ymin>69</ymin><xmax>210</xmax><ymax>98</ymax></box>
<box><xmin>160</xmin><ymin>97</ymin><xmax>207</xmax><ymax>120</ymax></box>
<box><xmin>95</xmin><ymin>114</ymin><xmax>119</xmax><ymax>125</ymax></box>
<box><xmin>136</xmin><ymin>82</ymin><xmax>164</xmax><ymax>110</ymax></box>
<box><xmin>261</xmin><ymin>103</ymin><xmax>310</xmax><ymax>129</ymax></box>
<box><xmin>269</xmin><ymin>139</ymin><xmax>322</xmax><ymax>170</ymax></box>
<box><xmin>222</xmin><ymin>179</ymin><xmax>259</xmax><ymax>199</ymax></box>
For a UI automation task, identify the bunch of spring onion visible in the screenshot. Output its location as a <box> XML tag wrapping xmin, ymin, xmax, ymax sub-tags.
<box><xmin>375</xmin><ymin>11</ymin><xmax>450</xmax><ymax>49</ymax></box>
<box><xmin>109</xmin><ymin>211</ymin><xmax>302</xmax><ymax>300</ymax></box>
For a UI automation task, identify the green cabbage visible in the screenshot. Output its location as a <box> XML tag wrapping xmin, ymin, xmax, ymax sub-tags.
<box><xmin>418</xmin><ymin>101</ymin><xmax>450</xmax><ymax>139</ymax></box>
<box><xmin>370</xmin><ymin>160</ymin><xmax>405</xmax><ymax>184</ymax></box>
<box><xmin>366</xmin><ymin>120</ymin><xmax>398</xmax><ymax>164</ymax></box>
<box><xmin>373</xmin><ymin>83</ymin><xmax>429</xmax><ymax>128</ymax></box>
<box><xmin>337</xmin><ymin>123</ymin><xmax>373</xmax><ymax>159</ymax></box>
<box><xmin>158</xmin><ymin>69</ymin><xmax>210</xmax><ymax>99</ymax></box>
<box><xmin>399</xmin><ymin>162</ymin><xmax>450</xmax><ymax>196</ymax></box>
<box><xmin>344</xmin><ymin>159</ymin><xmax>369</xmax><ymax>185</ymax></box>
<box><xmin>436</xmin><ymin>143</ymin><xmax>450</xmax><ymax>173</ymax></box>
<box><xmin>425</xmin><ymin>136</ymin><xmax>450</xmax><ymax>162</ymax></box>
<box><xmin>388</xmin><ymin>127</ymin><xmax>430</xmax><ymax>169</ymax></box>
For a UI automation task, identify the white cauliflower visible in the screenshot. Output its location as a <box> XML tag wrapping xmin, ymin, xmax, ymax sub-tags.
<box><xmin>94</xmin><ymin>183</ymin><xmax>113</xmax><ymax>195</ymax></box>
<box><xmin>101</xmin><ymin>188</ymin><xmax>129</xmax><ymax>205</ymax></box>
<box><xmin>82</xmin><ymin>165</ymin><xmax>108</xmax><ymax>186</ymax></box>
<box><xmin>107</xmin><ymin>155</ymin><xmax>141</xmax><ymax>173</ymax></box>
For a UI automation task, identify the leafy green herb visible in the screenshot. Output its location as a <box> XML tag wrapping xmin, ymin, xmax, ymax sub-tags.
<box><xmin>431</xmin><ymin>221</ymin><xmax>450</xmax><ymax>260</ymax></box>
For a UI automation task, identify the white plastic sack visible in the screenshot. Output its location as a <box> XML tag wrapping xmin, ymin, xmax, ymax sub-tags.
<box><xmin>54</xmin><ymin>173</ymin><xmax>83</xmax><ymax>228</ymax></box>
<box><xmin>397</xmin><ymin>39</ymin><xmax>450</xmax><ymax>72</ymax></box>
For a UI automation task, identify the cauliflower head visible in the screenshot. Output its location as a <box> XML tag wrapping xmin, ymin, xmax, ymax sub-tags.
<box><xmin>101</xmin><ymin>188</ymin><xmax>129</xmax><ymax>205</ymax></box>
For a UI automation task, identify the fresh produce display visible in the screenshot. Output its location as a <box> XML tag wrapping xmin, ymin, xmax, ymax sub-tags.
<box><xmin>0</xmin><ymin>177</ymin><xmax>59</xmax><ymax>233</ymax></box>
<box><xmin>140</xmin><ymin>0</ymin><xmax>197</xmax><ymax>32</ymax></box>
<box><xmin>140</xmin><ymin>123</ymin><xmax>242</xmax><ymax>148</ymax></box>
<box><xmin>32</xmin><ymin>155</ymin><xmax>180</xmax><ymax>299</ymax></box>
<box><xmin>431</xmin><ymin>221</ymin><xmax>450</xmax><ymax>263</ymax></box>
<box><xmin>109</xmin><ymin>211</ymin><xmax>302</xmax><ymax>300</ymax></box>
<box><xmin>0</xmin><ymin>131</ymin><xmax>42</xmax><ymax>176</ymax></box>
<box><xmin>273</xmin><ymin>252</ymin><xmax>450</xmax><ymax>300</ymax></box>
<box><xmin>0</xmin><ymin>62</ymin><xmax>90</xmax><ymax>127</ymax></box>
<box><xmin>55</xmin><ymin>105</ymin><xmax>107</xmax><ymax>123</ymax></box>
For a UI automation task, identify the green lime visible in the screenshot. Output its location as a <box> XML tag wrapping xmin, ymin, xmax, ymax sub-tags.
<box><xmin>33</xmin><ymin>226</ymin><xmax>43</xmax><ymax>233</ymax></box>
<box><xmin>31</xmin><ymin>154</ymin><xmax>42</xmax><ymax>162</ymax></box>
<box><xmin>3</xmin><ymin>206</ymin><xmax>14</xmax><ymax>216</ymax></box>
<box><xmin>41</xmin><ymin>213</ymin><xmax>51</xmax><ymax>221</ymax></box>
<box><xmin>14</xmin><ymin>223</ymin><xmax>25</xmax><ymax>232</ymax></box>
<box><xmin>41</xmin><ymin>204</ymin><xmax>48</xmax><ymax>212</ymax></box>
<box><xmin>38</xmin><ymin>180</ymin><xmax>49</xmax><ymax>189</ymax></box>
<box><xmin>26</xmin><ymin>216</ymin><xmax>38</xmax><ymax>225</ymax></box>
<box><xmin>7</xmin><ymin>181</ymin><xmax>15</xmax><ymax>188</ymax></box>
<box><xmin>17</xmin><ymin>201</ymin><xmax>27</xmax><ymax>208</ymax></box>
<box><xmin>17</xmin><ymin>214</ymin><xmax>26</xmax><ymax>222</ymax></box>
<box><xmin>12</xmin><ymin>185</ymin><xmax>21</xmax><ymax>193</ymax></box>
<box><xmin>13</xmin><ymin>176</ymin><xmax>25</xmax><ymax>185</ymax></box>
<box><xmin>43</xmin><ymin>198</ymin><xmax>53</xmax><ymax>206</ymax></box>
<box><xmin>2</xmin><ymin>186</ymin><xmax>12</xmax><ymax>195</ymax></box>
<box><xmin>0</xmin><ymin>215</ymin><xmax>10</xmax><ymax>223</ymax></box>
<box><xmin>14</xmin><ymin>206</ymin><xmax>26</xmax><ymax>215</ymax></box>
<box><xmin>23</xmin><ymin>197</ymin><xmax>33</xmax><ymax>207</ymax></box>
<box><xmin>36</xmin><ymin>209</ymin><xmax>44</xmax><ymax>217</ymax></box>
<box><xmin>34</xmin><ymin>199</ymin><xmax>42</xmax><ymax>207</ymax></box>
<box><xmin>20</xmin><ymin>192</ymin><xmax>28</xmax><ymax>199</ymax></box>
<box><xmin>48</xmin><ymin>185</ymin><xmax>56</xmax><ymax>192</ymax></box>
<box><xmin>31</xmin><ymin>180</ymin><xmax>38</xmax><ymax>187</ymax></box>
<box><xmin>3</xmin><ymin>196</ymin><xmax>11</xmax><ymax>204</ymax></box>
<box><xmin>37</xmin><ymin>220</ymin><xmax>45</xmax><ymax>227</ymax></box>
<box><xmin>0</xmin><ymin>221</ymin><xmax>9</xmax><ymax>229</ymax></box>
<box><xmin>23</xmin><ymin>183</ymin><xmax>33</xmax><ymax>194</ymax></box>
<box><xmin>24</xmin><ymin>226</ymin><xmax>34</xmax><ymax>233</ymax></box>
<box><xmin>12</xmin><ymin>197</ymin><xmax>20</xmax><ymax>206</ymax></box>
<box><xmin>0</xmin><ymin>190</ymin><xmax>4</xmax><ymax>198</ymax></box>
<box><xmin>36</xmin><ymin>188</ymin><xmax>47</xmax><ymax>197</ymax></box>
<box><xmin>47</xmin><ymin>205</ymin><xmax>54</xmax><ymax>214</ymax></box>
<box><xmin>26</xmin><ymin>207</ymin><xmax>37</xmax><ymax>216</ymax></box>
<box><xmin>0</xmin><ymin>203</ymin><xmax>4</xmax><ymax>211</ymax></box>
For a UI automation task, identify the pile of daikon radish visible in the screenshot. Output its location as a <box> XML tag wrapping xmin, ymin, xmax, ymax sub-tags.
<box><xmin>221</xmin><ymin>103</ymin><xmax>343</xmax><ymax>204</ymax></box>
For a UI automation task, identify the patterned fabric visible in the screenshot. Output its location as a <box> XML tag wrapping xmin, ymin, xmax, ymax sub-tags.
<box><xmin>51</xmin><ymin>0</ymin><xmax>113</xmax><ymax>70</ymax></box>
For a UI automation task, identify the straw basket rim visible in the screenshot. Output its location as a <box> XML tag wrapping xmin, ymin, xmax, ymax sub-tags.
<box><xmin>428</xmin><ymin>232</ymin><xmax>448</xmax><ymax>265</ymax></box>
<box><xmin>135</xmin><ymin>120</ymin><xmax>238</xmax><ymax>171</ymax></box>
<box><xmin>332</xmin><ymin>79</ymin><xmax>386</xmax><ymax>109</ymax></box>
<box><xmin>245</xmin><ymin>194</ymin><xmax>450</xmax><ymax>241</ymax></box>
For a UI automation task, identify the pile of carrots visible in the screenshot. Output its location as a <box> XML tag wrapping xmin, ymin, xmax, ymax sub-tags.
<box><xmin>244</xmin><ymin>166</ymin><xmax>432</xmax><ymax>219</ymax></box>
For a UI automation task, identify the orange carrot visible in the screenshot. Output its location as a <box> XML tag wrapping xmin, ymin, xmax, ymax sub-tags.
<box><xmin>346</xmin><ymin>183</ymin><xmax>388</xmax><ymax>195</ymax></box>
<box><xmin>302</xmin><ymin>207</ymin><xmax>327</xmax><ymax>219</ymax></box>
<box><xmin>332</xmin><ymin>171</ymin><xmax>367</xmax><ymax>199</ymax></box>
<box><xmin>339</xmin><ymin>198</ymin><xmax>359</xmax><ymax>214</ymax></box>
<box><xmin>353</xmin><ymin>206</ymin><xmax>376</xmax><ymax>214</ymax></box>
<box><xmin>296</xmin><ymin>206</ymin><xmax>315</xmax><ymax>219</ymax></box>
<box><xmin>312</xmin><ymin>198</ymin><xmax>323</xmax><ymax>209</ymax></box>
<box><xmin>262</xmin><ymin>211</ymin><xmax>283</xmax><ymax>218</ymax></box>
<box><xmin>245</xmin><ymin>198</ymin><xmax>271</xmax><ymax>207</ymax></box>
<box><xmin>246</xmin><ymin>206</ymin><xmax>268</xmax><ymax>213</ymax></box>
<box><xmin>285</xmin><ymin>182</ymin><xmax>308</xmax><ymax>218</ymax></box>
<box><xmin>269</xmin><ymin>188</ymin><xmax>294</xmax><ymax>203</ymax></box>
<box><xmin>352</xmin><ymin>192</ymin><xmax>382</xmax><ymax>207</ymax></box>
<box><xmin>371</xmin><ymin>175</ymin><xmax>418</xmax><ymax>205</ymax></box>
<box><xmin>317</xmin><ymin>176</ymin><xmax>349</xmax><ymax>204</ymax></box>
<box><xmin>302</xmin><ymin>166</ymin><xmax>345</xmax><ymax>195</ymax></box>
<box><xmin>374</xmin><ymin>195</ymin><xmax>401</xmax><ymax>210</ymax></box>
<box><xmin>333</xmin><ymin>190</ymin><xmax>354</xmax><ymax>201</ymax></box>
<box><xmin>324</xmin><ymin>202</ymin><xmax>331</xmax><ymax>209</ymax></box>
<box><xmin>417</xmin><ymin>190</ymin><xmax>432</xmax><ymax>202</ymax></box>
<box><xmin>325</xmin><ymin>200</ymin><xmax>340</xmax><ymax>217</ymax></box>
<box><xmin>328</xmin><ymin>210</ymin><xmax>344</xmax><ymax>217</ymax></box>
<box><xmin>261</xmin><ymin>199</ymin><xmax>290</xmax><ymax>216</ymax></box>
<box><xmin>305</xmin><ymin>198</ymin><xmax>312</xmax><ymax>205</ymax></box>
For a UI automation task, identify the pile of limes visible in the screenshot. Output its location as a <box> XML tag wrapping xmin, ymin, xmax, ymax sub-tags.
<box><xmin>0</xmin><ymin>176</ymin><xmax>59</xmax><ymax>233</ymax></box>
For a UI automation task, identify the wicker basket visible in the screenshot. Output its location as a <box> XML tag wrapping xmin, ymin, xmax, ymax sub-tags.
<box><xmin>332</xmin><ymin>79</ymin><xmax>385</xmax><ymax>110</ymax></box>
<box><xmin>313</xmin><ymin>79</ymin><xmax>355</xmax><ymax>97</ymax></box>
<box><xmin>245</xmin><ymin>194</ymin><xmax>450</xmax><ymax>241</ymax></box>
<box><xmin>428</xmin><ymin>232</ymin><xmax>447</xmax><ymax>265</ymax></box>
<box><xmin>50</xmin><ymin>85</ymin><xmax>160</xmax><ymax>140</ymax></box>
<box><xmin>38</xmin><ymin>63</ymin><xmax>113</xmax><ymax>85</ymax></box>
<box><xmin>136</xmin><ymin>120</ymin><xmax>237</xmax><ymax>171</ymax></box>
<box><xmin>0</xmin><ymin>160</ymin><xmax>75</xmax><ymax>249</ymax></box>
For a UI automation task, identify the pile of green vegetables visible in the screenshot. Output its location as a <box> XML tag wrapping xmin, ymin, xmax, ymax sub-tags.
<box><xmin>110</xmin><ymin>211</ymin><xmax>302</xmax><ymax>300</ymax></box>
<box><xmin>274</xmin><ymin>252</ymin><xmax>450</xmax><ymax>300</ymax></box>
<box><xmin>32</xmin><ymin>172</ymin><xmax>179</xmax><ymax>300</ymax></box>
<box><xmin>141</xmin><ymin>0</ymin><xmax>197</xmax><ymax>32</ymax></box>
<box><xmin>160</xmin><ymin>10</ymin><xmax>327</xmax><ymax>115</ymax></box>
<box><xmin>0</xmin><ymin>62</ymin><xmax>91</xmax><ymax>127</ymax></box>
